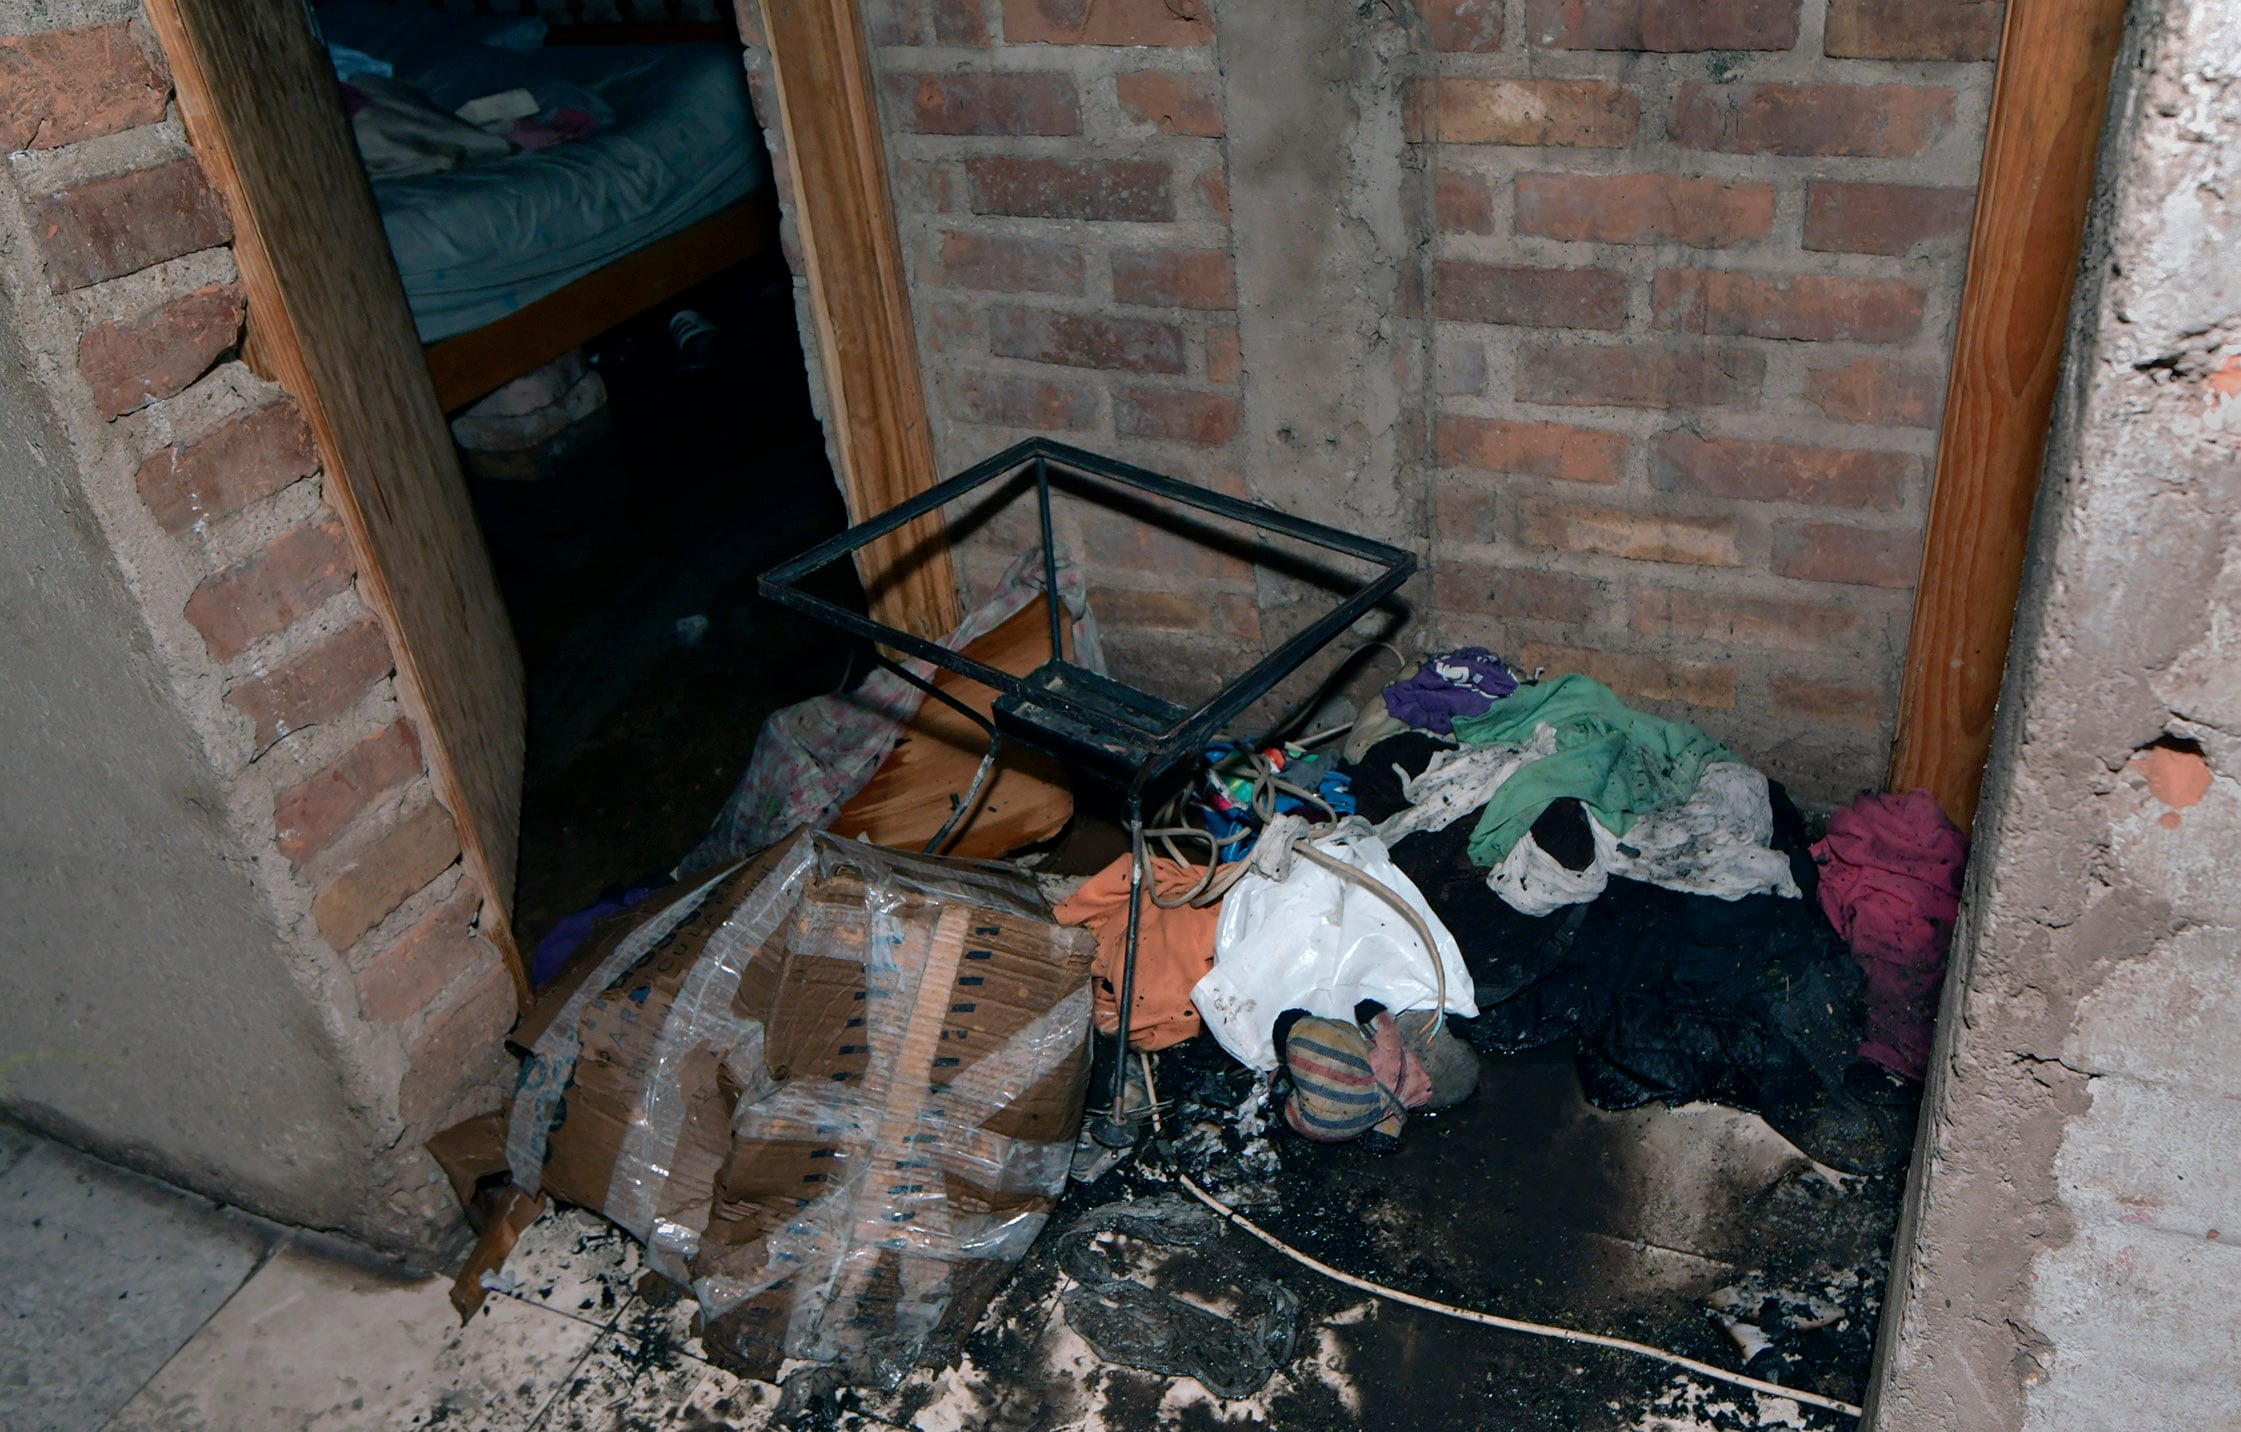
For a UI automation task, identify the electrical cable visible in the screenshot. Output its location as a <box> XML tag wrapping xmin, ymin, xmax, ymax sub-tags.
<box><xmin>1135</xmin><ymin>735</ymin><xmax>1448</xmax><ymax>1036</ymax></box>
<box><xmin>1137</xmin><ymin>1053</ymin><xmax>1862</xmax><ymax>1421</ymax></box>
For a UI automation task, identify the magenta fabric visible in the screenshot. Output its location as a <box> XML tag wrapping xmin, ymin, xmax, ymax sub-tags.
<box><xmin>1811</xmin><ymin>789</ymin><xmax>1967</xmax><ymax>1081</ymax></box>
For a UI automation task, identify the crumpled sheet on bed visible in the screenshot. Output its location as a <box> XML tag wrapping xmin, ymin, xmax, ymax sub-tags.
<box><xmin>317</xmin><ymin>1</ymin><xmax>770</xmax><ymax>341</ymax></box>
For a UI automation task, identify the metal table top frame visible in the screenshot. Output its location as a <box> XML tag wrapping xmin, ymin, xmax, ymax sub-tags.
<box><xmin>759</xmin><ymin>437</ymin><xmax>1416</xmax><ymax>1142</ymax></box>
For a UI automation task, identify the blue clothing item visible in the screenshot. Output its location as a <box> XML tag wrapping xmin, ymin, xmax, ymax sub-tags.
<box><xmin>1194</xmin><ymin>745</ymin><xmax>1355</xmax><ymax>861</ymax></box>
<box><xmin>1382</xmin><ymin>647</ymin><xmax>1518</xmax><ymax>735</ymax></box>
<box><xmin>530</xmin><ymin>880</ymin><xmax>666</xmax><ymax>986</ymax></box>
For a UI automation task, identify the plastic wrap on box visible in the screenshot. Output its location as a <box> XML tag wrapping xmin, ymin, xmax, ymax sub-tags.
<box><xmin>502</xmin><ymin>830</ymin><xmax>1095</xmax><ymax>1386</ymax></box>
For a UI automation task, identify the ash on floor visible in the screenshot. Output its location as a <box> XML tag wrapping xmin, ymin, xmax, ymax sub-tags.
<box><xmin>800</xmin><ymin>1038</ymin><xmax>1900</xmax><ymax>1432</ymax></box>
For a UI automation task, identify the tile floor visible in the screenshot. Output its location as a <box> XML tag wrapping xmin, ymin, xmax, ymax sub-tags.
<box><xmin>1</xmin><ymin>1125</ymin><xmax>778</xmax><ymax>1432</ymax></box>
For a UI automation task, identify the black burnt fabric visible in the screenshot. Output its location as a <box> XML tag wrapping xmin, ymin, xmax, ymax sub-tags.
<box><xmin>1341</xmin><ymin>732</ymin><xmax>1450</xmax><ymax>825</ymax></box>
<box><xmin>1385</xmin><ymin>777</ymin><xmax>1904</xmax><ymax>1171</ymax></box>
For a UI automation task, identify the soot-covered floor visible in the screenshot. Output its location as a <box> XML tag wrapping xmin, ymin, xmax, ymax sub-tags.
<box><xmin>52</xmin><ymin>1044</ymin><xmax>1902</xmax><ymax>1430</ymax></box>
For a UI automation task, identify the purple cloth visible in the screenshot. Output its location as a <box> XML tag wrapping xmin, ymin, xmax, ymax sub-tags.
<box><xmin>530</xmin><ymin>881</ymin><xmax>666</xmax><ymax>987</ymax></box>
<box><xmin>1381</xmin><ymin>647</ymin><xmax>1518</xmax><ymax>734</ymax></box>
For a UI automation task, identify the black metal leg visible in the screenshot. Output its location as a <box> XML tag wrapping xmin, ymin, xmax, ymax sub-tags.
<box><xmin>1090</xmin><ymin>792</ymin><xmax>1148</xmax><ymax>1148</ymax></box>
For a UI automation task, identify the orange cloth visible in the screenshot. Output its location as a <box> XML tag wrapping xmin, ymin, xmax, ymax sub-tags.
<box><xmin>1053</xmin><ymin>855</ymin><xmax>1223</xmax><ymax>1051</ymax></box>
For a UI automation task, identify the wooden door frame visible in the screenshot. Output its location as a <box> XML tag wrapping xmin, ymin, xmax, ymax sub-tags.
<box><xmin>1887</xmin><ymin>0</ymin><xmax>2131</xmax><ymax>831</ymax></box>
<box><xmin>144</xmin><ymin>0</ymin><xmax>958</xmax><ymax>1007</ymax></box>
<box><xmin>748</xmin><ymin>0</ymin><xmax>960</xmax><ymax>639</ymax></box>
<box><xmin>146</xmin><ymin>0</ymin><xmax>531</xmax><ymax>995</ymax></box>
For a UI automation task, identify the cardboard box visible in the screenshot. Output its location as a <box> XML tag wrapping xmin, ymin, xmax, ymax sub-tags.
<box><xmin>499</xmin><ymin>831</ymin><xmax>1095</xmax><ymax>1385</ymax></box>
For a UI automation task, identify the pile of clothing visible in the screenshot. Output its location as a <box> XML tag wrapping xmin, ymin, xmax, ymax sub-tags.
<box><xmin>1339</xmin><ymin>652</ymin><xmax>1969</xmax><ymax>1171</ymax></box>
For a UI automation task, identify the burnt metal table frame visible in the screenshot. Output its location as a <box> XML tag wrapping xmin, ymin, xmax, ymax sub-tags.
<box><xmin>761</xmin><ymin>437</ymin><xmax>1415</xmax><ymax>1143</ymax></box>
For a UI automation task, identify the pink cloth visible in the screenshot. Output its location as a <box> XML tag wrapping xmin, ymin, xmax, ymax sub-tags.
<box><xmin>1811</xmin><ymin>789</ymin><xmax>1967</xmax><ymax>1081</ymax></box>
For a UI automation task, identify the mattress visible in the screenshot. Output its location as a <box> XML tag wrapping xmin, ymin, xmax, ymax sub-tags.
<box><xmin>317</xmin><ymin>5</ymin><xmax>770</xmax><ymax>342</ymax></box>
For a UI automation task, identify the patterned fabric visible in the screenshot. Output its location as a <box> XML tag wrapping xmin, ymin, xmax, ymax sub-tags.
<box><xmin>1280</xmin><ymin>1010</ymin><xmax>1428</xmax><ymax>1144</ymax></box>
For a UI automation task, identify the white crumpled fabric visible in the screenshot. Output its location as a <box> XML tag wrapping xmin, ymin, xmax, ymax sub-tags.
<box><xmin>1192</xmin><ymin>821</ymin><xmax>1477</xmax><ymax>1071</ymax></box>
<box><xmin>1487</xmin><ymin>760</ymin><xmax>1804</xmax><ymax>916</ymax></box>
<box><xmin>1376</xmin><ymin>740</ymin><xmax>1801</xmax><ymax>918</ymax></box>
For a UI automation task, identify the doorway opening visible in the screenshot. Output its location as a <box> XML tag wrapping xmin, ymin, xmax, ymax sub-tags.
<box><xmin>308</xmin><ymin>0</ymin><xmax>871</xmax><ymax>947</ymax></box>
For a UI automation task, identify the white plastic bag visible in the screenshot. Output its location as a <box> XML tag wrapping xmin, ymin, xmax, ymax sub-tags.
<box><xmin>1191</xmin><ymin>825</ymin><xmax>1477</xmax><ymax>1070</ymax></box>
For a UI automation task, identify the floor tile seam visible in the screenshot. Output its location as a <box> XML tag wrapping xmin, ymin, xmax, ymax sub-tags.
<box><xmin>93</xmin><ymin>1240</ymin><xmax>285</xmax><ymax>1432</ymax></box>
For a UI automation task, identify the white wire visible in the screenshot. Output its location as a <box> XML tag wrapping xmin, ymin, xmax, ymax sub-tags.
<box><xmin>1138</xmin><ymin>1053</ymin><xmax>1863</xmax><ymax>1421</ymax></box>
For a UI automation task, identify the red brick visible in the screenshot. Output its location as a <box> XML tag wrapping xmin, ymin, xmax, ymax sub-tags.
<box><xmin>1112</xmin><ymin>248</ymin><xmax>1235</xmax><ymax>310</ymax></box>
<box><xmin>1406</xmin><ymin>78</ymin><xmax>1638</xmax><ymax>147</ymax></box>
<box><xmin>355</xmin><ymin>881</ymin><xmax>486</xmax><ymax>1026</ymax></box>
<box><xmin>1804</xmin><ymin>357</ymin><xmax>1942</xmax><ymax>427</ymax></box>
<box><xmin>1524</xmin><ymin>0</ymin><xmax>1799</xmax><ymax>50</ymax></box>
<box><xmin>1435</xmin><ymin>170</ymin><xmax>1495</xmax><ymax>234</ymax></box>
<box><xmin>1435</xmin><ymin>261</ymin><xmax>1627</xmax><ymax>330</ymax></box>
<box><xmin>1116</xmin><ymin>70</ymin><xmax>1221</xmax><ymax>137</ymax></box>
<box><xmin>1770</xmin><ymin>673</ymin><xmax>1891</xmax><ymax>730</ymax></box>
<box><xmin>1653</xmin><ymin>431</ymin><xmax>1909</xmax><ymax>507</ymax></box>
<box><xmin>1517</xmin><ymin>500</ymin><xmax>1740</xmax><ymax>566</ymax></box>
<box><xmin>886</xmin><ymin>71</ymin><xmax>1079</xmax><ymax>136</ymax></box>
<box><xmin>1423</xmin><ymin>0</ymin><xmax>1504</xmax><ymax>51</ymax></box>
<box><xmin>1003</xmin><ymin>0</ymin><xmax>1212</xmax><ymax>45</ymax></box>
<box><xmin>1512</xmin><ymin>641</ymin><xmax>1736</xmax><ymax>707</ymax></box>
<box><xmin>893</xmin><ymin>159</ymin><xmax>957</xmax><ymax>213</ymax></box>
<box><xmin>1515</xmin><ymin>342</ymin><xmax>1764</xmax><ymax>409</ymax></box>
<box><xmin>1631</xmin><ymin>587</ymin><xmax>1862</xmax><ymax>652</ymax></box>
<box><xmin>1206</xmin><ymin>324</ymin><xmax>1241</xmax><ymax>385</ymax></box>
<box><xmin>989</xmin><ymin>306</ymin><xmax>1187</xmax><ymax>372</ymax></box>
<box><xmin>1197</xmin><ymin>165</ymin><xmax>1229</xmax><ymax>223</ymax></box>
<box><xmin>1435</xmin><ymin>562</ymin><xmax>1599</xmax><ymax>624</ymax></box>
<box><xmin>956</xmin><ymin>371</ymin><xmax>1099</xmax><ymax>430</ymax></box>
<box><xmin>274</xmin><ymin>719</ymin><xmax>423</xmax><ymax>867</ymax></box>
<box><xmin>862</xmin><ymin>0</ymin><xmax>921</xmax><ymax>42</ymax></box>
<box><xmin>1096</xmin><ymin>586</ymin><xmax>1261</xmax><ymax>639</ymax></box>
<box><xmin>1825</xmin><ymin>0</ymin><xmax>2002</xmax><ymax>60</ymax></box>
<box><xmin>1079</xmin><ymin>506</ymin><xmax>1256</xmax><ymax>584</ymax></box>
<box><xmin>932</xmin><ymin>230</ymin><xmax>1084</xmax><ymax>294</ymax></box>
<box><xmin>224</xmin><ymin>613</ymin><xmax>394</xmax><ymax>749</ymax></box>
<box><xmin>1774</xmin><ymin>521</ymin><xmax>1920</xmax><ymax>588</ymax></box>
<box><xmin>1515</xmin><ymin>173</ymin><xmax>1774</xmax><ymax>248</ymax></box>
<box><xmin>1434</xmin><ymin>482</ymin><xmax>1497</xmax><ymax>543</ymax></box>
<box><xmin>311</xmin><ymin>800</ymin><xmax>463</xmax><ymax>953</ymax></box>
<box><xmin>1653</xmin><ymin>268</ymin><xmax>1925</xmax><ymax>343</ymax></box>
<box><xmin>0</xmin><ymin>22</ymin><xmax>169</xmax><ymax>151</ymax></box>
<box><xmin>1116</xmin><ymin>387</ymin><xmax>1239</xmax><ymax>446</ymax></box>
<box><xmin>397</xmin><ymin>960</ymin><xmax>514</xmax><ymax>1129</ymax></box>
<box><xmin>1436</xmin><ymin>415</ymin><xmax>1627</xmax><ymax>483</ymax></box>
<box><xmin>75</xmin><ymin>281</ymin><xmax>243</xmax><ymax>418</ymax></box>
<box><xmin>31</xmin><ymin>157</ymin><xmax>233</xmax><ymax>292</ymax></box>
<box><xmin>1668</xmin><ymin>82</ymin><xmax>1954</xmax><ymax>158</ymax></box>
<box><xmin>1804</xmin><ymin>182</ymin><xmax>1976</xmax><ymax>256</ymax></box>
<box><xmin>967</xmin><ymin>156</ymin><xmax>1173</xmax><ymax>222</ymax></box>
<box><xmin>184</xmin><ymin>511</ymin><xmax>355</xmax><ymax>660</ymax></box>
<box><xmin>934</xmin><ymin>0</ymin><xmax>993</xmax><ymax>44</ymax></box>
<box><xmin>135</xmin><ymin>400</ymin><xmax>319</xmax><ymax>533</ymax></box>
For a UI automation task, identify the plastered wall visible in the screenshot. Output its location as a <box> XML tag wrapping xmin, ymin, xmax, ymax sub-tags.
<box><xmin>1870</xmin><ymin>0</ymin><xmax>2241</xmax><ymax>1423</ymax></box>
<box><xmin>0</xmin><ymin>0</ymin><xmax>514</xmax><ymax>1260</ymax></box>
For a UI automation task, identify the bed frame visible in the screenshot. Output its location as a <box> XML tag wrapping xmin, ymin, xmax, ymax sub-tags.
<box><xmin>419</xmin><ymin>19</ymin><xmax>774</xmax><ymax>414</ymax></box>
<box><xmin>422</xmin><ymin>194</ymin><xmax>778</xmax><ymax>413</ymax></box>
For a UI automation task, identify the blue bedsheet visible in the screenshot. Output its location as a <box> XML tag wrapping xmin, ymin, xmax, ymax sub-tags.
<box><xmin>317</xmin><ymin>4</ymin><xmax>770</xmax><ymax>342</ymax></box>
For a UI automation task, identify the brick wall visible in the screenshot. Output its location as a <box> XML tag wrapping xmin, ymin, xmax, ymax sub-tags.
<box><xmin>742</xmin><ymin>0</ymin><xmax>1264</xmax><ymax>706</ymax></box>
<box><xmin>0</xmin><ymin>6</ymin><xmax>512</xmax><ymax>1250</ymax></box>
<box><xmin>743</xmin><ymin>0</ymin><xmax>2003</xmax><ymax>803</ymax></box>
<box><xmin>1422</xmin><ymin>0</ymin><xmax>1998</xmax><ymax>799</ymax></box>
